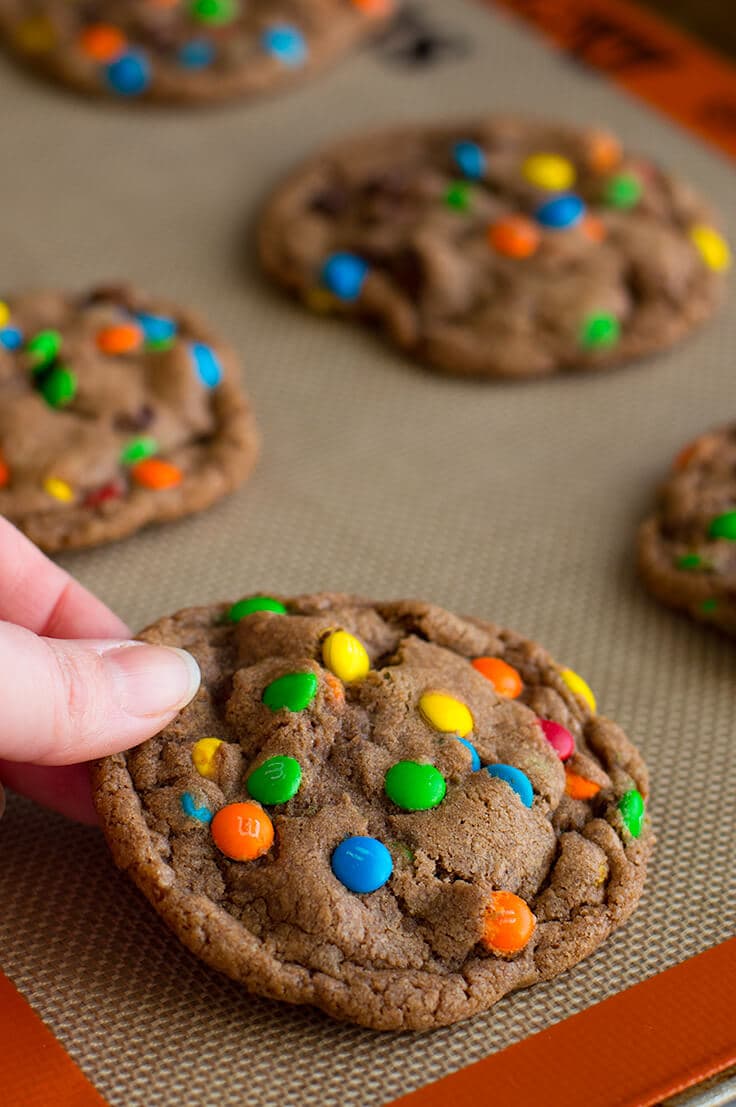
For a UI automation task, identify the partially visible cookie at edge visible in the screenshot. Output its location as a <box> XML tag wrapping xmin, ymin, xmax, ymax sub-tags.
<box><xmin>0</xmin><ymin>284</ymin><xmax>259</xmax><ymax>551</ymax></box>
<box><xmin>0</xmin><ymin>0</ymin><xmax>392</xmax><ymax>104</ymax></box>
<box><xmin>638</xmin><ymin>424</ymin><xmax>736</xmax><ymax>636</ymax></box>
<box><xmin>259</xmin><ymin>117</ymin><xmax>730</xmax><ymax>378</ymax></box>
<box><xmin>92</xmin><ymin>593</ymin><xmax>652</xmax><ymax>1030</ymax></box>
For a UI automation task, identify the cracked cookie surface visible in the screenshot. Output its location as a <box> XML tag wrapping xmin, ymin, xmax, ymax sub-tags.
<box><xmin>638</xmin><ymin>424</ymin><xmax>736</xmax><ymax>636</ymax></box>
<box><xmin>259</xmin><ymin>117</ymin><xmax>730</xmax><ymax>378</ymax></box>
<box><xmin>0</xmin><ymin>284</ymin><xmax>258</xmax><ymax>551</ymax></box>
<box><xmin>0</xmin><ymin>0</ymin><xmax>391</xmax><ymax>104</ymax></box>
<box><xmin>92</xmin><ymin>593</ymin><xmax>652</xmax><ymax>1029</ymax></box>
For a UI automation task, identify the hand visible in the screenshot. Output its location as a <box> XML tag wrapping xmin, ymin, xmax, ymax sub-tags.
<box><xmin>0</xmin><ymin>518</ymin><xmax>200</xmax><ymax>824</ymax></box>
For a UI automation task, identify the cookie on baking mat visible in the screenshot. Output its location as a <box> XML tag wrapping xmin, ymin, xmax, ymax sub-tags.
<box><xmin>0</xmin><ymin>0</ymin><xmax>391</xmax><ymax>104</ymax></box>
<box><xmin>259</xmin><ymin>117</ymin><xmax>730</xmax><ymax>378</ymax></box>
<box><xmin>0</xmin><ymin>284</ymin><xmax>258</xmax><ymax>551</ymax></box>
<box><xmin>638</xmin><ymin>425</ymin><xmax>736</xmax><ymax>636</ymax></box>
<box><xmin>92</xmin><ymin>593</ymin><xmax>652</xmax><ymax>1030</ymax></box>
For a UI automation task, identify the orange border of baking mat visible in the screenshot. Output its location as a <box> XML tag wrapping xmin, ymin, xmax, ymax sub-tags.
<box><xmin>387</xmin><ymin>937</ymin><xmax>736</xmax><ymax>1107</ymax></box>
<box><xmin>0</xmin><ymin>968</ymin><xmax>109</xmax><ymax>1107</ymax></box>
<box><xmin>488</xmin><ymin>0</ymin><xmax>736</xmax><ymax>158</ymax></box>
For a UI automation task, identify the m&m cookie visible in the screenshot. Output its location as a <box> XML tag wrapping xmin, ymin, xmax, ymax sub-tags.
<box><xmin>92</xmin><ymin>594</ymin><xmax>652</xmax><ymax>1030</ymax></box>
<box><xmin>259</xmin><ymin>116</ymin><xmax>729</xmax><ymax>378</ymax></box>
<box><xmin>0</xmin><ymin>284</ymin><xmax>258</xmax><ymax>550</ymax></box>
<box><xmin>638</xmin><ymin>423</ymin><xmax>736</xmax><ymax>636</ymax></box>
<box><xmin>0</xmin><ymin>0</ymin><xmax>392</xmax><ymax>105</ymax></box>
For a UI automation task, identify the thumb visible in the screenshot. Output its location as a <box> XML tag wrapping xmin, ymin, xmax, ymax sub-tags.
<box><xmin>0</xmin><ymin>621</ymin><xmax>201</xmax><ymax>765</ymax></box>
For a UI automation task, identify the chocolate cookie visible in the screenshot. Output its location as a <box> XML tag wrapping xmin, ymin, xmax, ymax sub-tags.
<box><xmin>0</xmin><ymin>0</ymin><xmax>391</xmax><ymax>104</ymax></box>
<box><xmin>0</xmin><ymin>285</ymin><xmax>258</xmax><ymax>551</ymax></box>
<box><xmin>259</xmin><ymin>118</ymin><xmax>730</xmax><ymax>378</ymax></box>
<box><xmin>638</xmin><ymin>425</ymin><xmax>736</xmax><ymax>636</ymax></box>
<box><xmin>92</xmin><ymin>594</ymin><xmax>652</xmax><ymax>1030</ymax></box>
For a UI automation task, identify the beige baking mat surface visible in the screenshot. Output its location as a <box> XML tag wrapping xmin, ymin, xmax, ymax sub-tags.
<box><xmin>0</xmin><ymin>2</ymin><xmax>734</xmax><ymax>1104</ymax></box>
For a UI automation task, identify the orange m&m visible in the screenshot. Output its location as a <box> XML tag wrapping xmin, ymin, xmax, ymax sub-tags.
<box><xmin>482</xmin><ymin>891</ymin><xmax>536</xmax><ymax>954</ymax></box>
<box><xmin>211</xmin><ymin>802</ymin><xmax>274</xmax><ymax>861</ymax></box>
<box><xmin>0</xmin><ymin>451</ymin><xmax>9</xmax><ymax>488</ymax></box>
<box><xmin>587</xmin><ymin>130</ymin><xmax>622</xmax><ymax>174</ymax></box>
<box><xmin>472</xmin><ymin>657</ymin><xmax>523</xmax><ymax>698</ymax></box>
<box><xmin>96</xmin><ymin>322</ymin><xmax>144</xmax><ymax>355</ymax></box>
<box><xmin>581</xmin><ymin>214</ymin><xmax>607</xmax><ymax>243</ymax></box>
<box><xmin>488</xmin><ymin>215</ymin><xmax>540</xmax><ymax>259</ymax></box>
<box><xmin>79</xmin><ymin>24</ymin><xmax>126</xmax><ymax>62</ymax></box>
<box><xmin>131</xmin><ymin>458</ymin><xmax>182</xmax><ymax>490</ymax></box>
<box><xmin>565</xmin><ymin>769</ymin><xmax>602</xmax><ymax>800</ymax></box>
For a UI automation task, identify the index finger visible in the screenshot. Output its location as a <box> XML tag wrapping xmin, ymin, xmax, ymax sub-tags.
<box><xmin>0</xmin><ymin>518</ymin><xmax>129</xmax><ymax>639</ymax></box>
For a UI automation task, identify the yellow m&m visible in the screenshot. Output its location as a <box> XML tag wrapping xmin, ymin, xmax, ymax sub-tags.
<box><xmin>322</xmin><ymin>630</ymin><xmax>370</xmax><ymax>683</ymax></box>
<box><xmin>561</xmin><ymin>668</ymin><xmax>597</xmax><ymax>714</ymax></box>
<box><xmin>522</xmin><ymin>153</ymin><xmax>575</xmax><ymax>192</ymax></box>
<box><xmin>419</xmin><ymin>691</ymin><xmax>473</xmax><ymax>737</ymax></box>
<box><xmin>689</xmin><ymin>225</ymin><xmax>731</xmax><ymax>272</ymax></box>
<box><xmin>192</xmin><ymin>737</ymin><xmax>223</xmax><ymax>780</ymax></box>
<box><xmin>0</xmin><ymin>302</ymin><xmax>9</xmax><ymax>328</ymax></box>
<box><xmin>43</xmin><ymin>477</ymin><xmax>74</xmax><ymax>503</ymax></box>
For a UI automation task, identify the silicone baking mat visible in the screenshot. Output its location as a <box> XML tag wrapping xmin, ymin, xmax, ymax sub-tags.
<box><xmin>1</xmin><ymin>1</ymin><xmax>735</xmax><ymax>1104</ymax></box>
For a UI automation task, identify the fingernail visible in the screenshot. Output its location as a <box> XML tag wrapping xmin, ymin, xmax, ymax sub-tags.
<box><xmin>103</xmin><ymin>644</ymin><xmax>201</xmax><ymax>718</ymax></box>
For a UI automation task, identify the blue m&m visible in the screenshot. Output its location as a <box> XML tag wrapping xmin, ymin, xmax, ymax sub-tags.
<box><xmin>189</xmin><ymin>342</ymin><xmax>223</xmax><ymax>388</ymax></box>
<box><xmin>486</xmin><ymin>764</ymin><xmax>534</xmax><ymax>808</ymax></box>
<box><xmin>105</xmin><ymin>50</ymin><xmax>151</xmax><ymax>96</ymax></box>
<box><xmin>321</xmin><ymin>253</ymin><xmax>369</xmax><ymax>301</ymax></box>
<box><xmin>452</xmin><ymin>140</ymin><xmax>486</xmax><ymax>180</ymax></box>
<box><xmin>535</xmin><ymin>194</ymin><xmax>585</xmax><ymax>230</ymax></box>
<box><xmin>262</xmin><ymin>24</ymin><xmax>307</xmax><ymax>66</ymax></box>
<box><xmin>135</xmin><ymin>312</ymin><xmax>178</xmax><ymax>347</ymax></box>
<box><xmin>0</xmin><ymin>326</ymin><xmax>23</xmax><ymax>350</ymax></box>
<box><xmin>456</xmin><ymin>736</ymin><xmax>481</xmax><ymax>771</ymax></box>
<box><xmin>178</xmin><ymin>40</ymin><xmax>216</xmax><ymax>69</ymax></box>
<box><xmin>331</xmin><ymin>836</ymin><xmax>393</xmax><ymax>894</ymax></box>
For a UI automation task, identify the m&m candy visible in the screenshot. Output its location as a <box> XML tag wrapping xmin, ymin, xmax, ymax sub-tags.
<box><xmin>331</xmin><ymin>836</ymin><xmax>393</xmax><ymax>894</ymax></box>
<box><xmin>96</xmin><ymin>322</ymin><xmax>143</xmax><ymax>355</ymax></box>
<box><xmin>189</xmin><ymin>342</ymin><xmax>223</xmax><ymax>389</ymax></box>
<box><xmin>619</xmin><ymin>789</ymin><xmax>645</xmax><ymax>837</ymax></box>
<box><xmin>676</xmin><ymin>553</ymin><xmax>707</xmax><ymax>571</ymax></box>
<box><xmin>708</xmin><ymin>511</ymin><xmax>736</xmax><ymax>540</ymax></box>
<box><xmin>106</xmin><ymin>50</ymin><xmax>151</xmax><ymax>96</ymax></box>
<box><xmin>452</xmin><ymin>141</ymin><xmax>486</xmax><ymax>180</ymax></box>
<box><xmin>190</xmin><ymin>0</ymin><xmax>239</xmax><ymax>23</ymax></box>
<box><xmin>40</xmin><ymin>366</ymin><xmax>77</xmax><ymax>408</ymax></box>
<box><xmin>262</xmin><ymin>671</ymin><xmax>318</xmax><ymax>712</ymax></box>
<box><xmin>522</xmin><ymin>153</ymin><xmax>575</xmax><ymax>192</ymax></box>
<box><xmin>418</xmin><ymin>691</ymin><xmax>473</xmax><ymax>737</ymax></box>
<box><xmin>565</xmin><ymin>769</ymin><xmax>601</xmax><ymax>800</ymax></box>
<box><xmin>482</xmin><ymin>891</ymin><xmax>536</xmax><ymax>954</ymax></box>
<box><xmin>247</xmin><ymin>755</ymin><xmax>302</xmax><ymax>805</ymax></box>
<box><xmin>444</xmin><ymin>182</ymin><xmax>472</xmax><ymax>212</ymax></box>
<box><xmin>561</xmin><ymin>668</ymin><xmax>597</xmax><ymax>713</ymax></box>
<box><xmin>535</xmin><ymin>194</ymin><xmax>585</xmax><ymax>230</ymax></box>
<box><xmin>580</xmin><ymin>311</ymin><xmax>620</xmax><ymax>350</ymax></box>
<box><xmin>456</xmin><ymin>736</ymin><xmax>480</xmax><ymax>771</ymax></box>
<box><xmin>603</xmin><ymin>173</ymin><xmax>642</xmax><ymax>209</ymax></box>
<box><xmin>27</xmin><ymin>329</ymin><xmax>61</xmax><ymax>369</ymax></box>
<box><xmin>135</xmin><ymin>312</ymin><xmax>178</xmax><ymax>346</ymax></box>
<box><xmin>131</xmin><ymin>458</ymin><xmax>183</xmax><ymax>490</ymax></box>
<box><xmin>472</xmin><ymin>657</ymin><xmax>523</xmax><ymax>698</ymax></box>
<box><xmin>211</xmin><ymin>802</ymin><xmax>274</xmax><ymax>860</ymax></box>
<box><xmin>384</xmin><ymin>761</ymin><xmax>446</xmax><ymax>811</ymax></box>
<box><xmin>321</xmin><ymin>253</ymin><xmax>369</xmax><ymax>301</ymax></box>
<box><xmin>180</xmin><ymin>792</ymin><xmax>212</xmax><ymax>824</ymax></box>
<box><xmin>536</xmin><ymin>719</ymin><xmax>574</xmax><ymax>761</ymax></box>
<box><xmin>689</xmin><ymin>225</ymin><xmax>731</xmax><ymax>271</ymax></box>
<box><xmin>43</xmin><ymin>477</ymin><xmax>74</xmax><ymax>503</ymax></box>
<box><xmin>0</xmin><ymin>326</ymin><xmax>23</xmax><ymax>350</ymax></box>
<box><xmin>179</xmin><ymin>40</ymin><xmax>216</xmax><ymax>68</ymax></box>
<box><xmin>486</xmin><ymin>764</ymin><xmax>533</xmax><ymax>808</ymax></box>
<box><xmin>79</xmin><ymin>24</ymin><xmax>126</xmax><ymax>62</ymax></box>
<box><xmin>261</xmin><ymin>25</ymin><xmax>307</xmax><ymax>66</ymax></box>
<box><xmin>0</xmin><ymin>451</ymin><xmax>9</xmax><ymax>488</ymax></box>
<box><xmin>487</xmin><ymin>216</ymin><xmax>540</xmax><ymax>259</ymax></box>
<box><xmin>119</xmin><ymin>436</ymin><xmax>158</xmax><ymax>465</ymax></box>
<box><xmin>192</xmin><ymin>737</ymin><xmax>223</xmax><ymax>780</ymax></box>
<box><xmin>321</xmin><ymin>630</ymin><xmax>370</xmax><ymax>683</ymax></box>
<box><xmin>227</xmin><ymin>595</ymin><xmax>287</xmax><ymax>621</ymax></box>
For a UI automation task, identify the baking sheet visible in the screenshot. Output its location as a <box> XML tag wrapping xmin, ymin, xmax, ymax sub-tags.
<box><xmin>0</xmin><ymin>2</ymin><xmax>734</xmax><ymax>1104</ymax></box>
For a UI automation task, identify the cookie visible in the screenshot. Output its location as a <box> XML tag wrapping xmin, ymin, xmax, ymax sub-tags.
<box><xmin>0</xmin><ymin>0</ymin><xmax>391</xmax><ymax>104</ymax></box>
<box><xmin>259</xmin><ymin>117</ymin><xmax>730</xmax><ymax>378</ymax></box>
<box><xmin>638</xmin><ymin>425</ymin><xmax>736</xmax><ymax>636</ymax></box>
<box><xmin>0</xmin><ymin>284</ymin><xmax>258</xmax><ymax>551</ymax></box>
<box><xmin>92</xmin><ymin>594</ymin><xmax>652</xmax><ymax>1030</ymax></box>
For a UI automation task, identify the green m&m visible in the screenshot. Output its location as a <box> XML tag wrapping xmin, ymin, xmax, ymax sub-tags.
<box><xmin>580</xmin><ymin>311</ymin><xmax>620</xmax><ymax>350</ymax></box>
<box><xmin>247</xmin><ymin>755</ymin><xmax>302</xmax><ymax>805</ymax></box>
<box><xmin>120</xmin><ymin>436</ymin><xmax>158</xmax><ymax>465</ymax></box>
<box><xmin>263</xmin><ymin>671</ymin><xmax>318</xmax><ymax>712</ymax></box>
<box><xmin>444</xmin><ymin>182</ymin><xmax>472</xmax><ymax>212</ymax></box>
<box><xmin>675</xmin><ymin>553</ymin><xmax>708</xmax><ymax>571</ymax></box>
<box><xmin>189</xmin><ymin>0</ymin><xmax>238</xmax><ymax>24</ymax></box>
<box><xmin>708</xmin><ymin>511</ymin><xmax>736</xmax><ymax>541</ymax></box>
<box><xmin>40</xmin><ymin>366</ymin><xmax>76</xmax><ymax>408</ymax></box>
<box><xmin>228</xmin><ymin>595</ymin><xmax>287</xmax><ymax>622</ymax></box>
<box><xmin>384</xmin><ymin>761</ymin><xmax>446</xmax><ymax>811</ymax></box>
<box><xmin>27</xmin><ymin>329</ymin><xmax>61</xmax><ymax>370</ymax></box>
<box><xmin>603</xmin><ymin>172</ymin><xmax>642</xmax><ymax>209</ymax></box>
<box><xmin>618</xmin><ymin>789</ymin><xmax>645</xmax><ymax>838</ymax></box>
